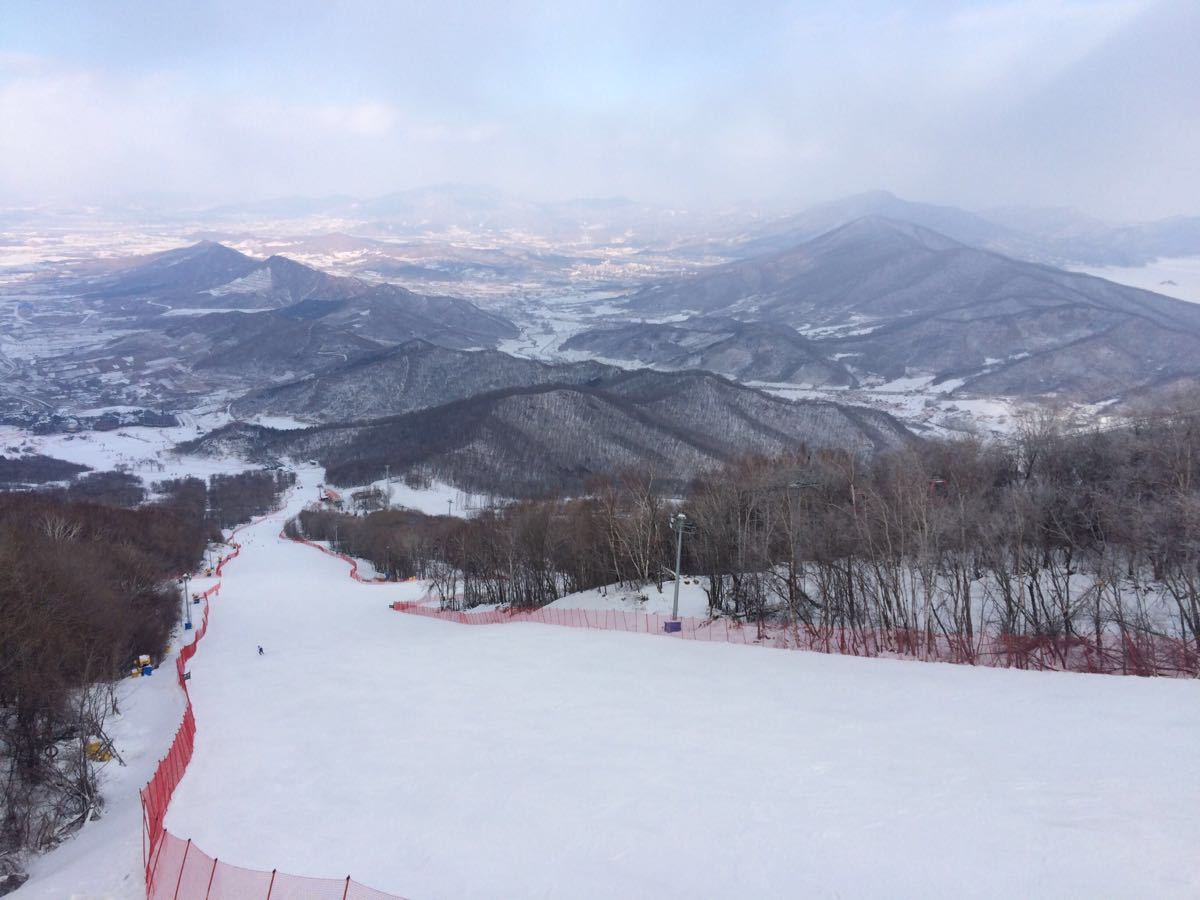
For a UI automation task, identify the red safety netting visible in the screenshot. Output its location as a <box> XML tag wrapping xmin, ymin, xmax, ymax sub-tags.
<box><xmin>141</xmin><ymin>523</ymin><xmax>407</xmax><ymax>899</ymax></box>
<box><xmin>287</xmin><ymin>534</ymin><xmax>418</xmax><ymax>586</ymax></box>
<box><xmin>385</xmin><ymin>599</ymin><xmax>1197</xmax><ymax>676</ymax></box>
<box><xmin>147</xmin><ymin>831</ymin><xmax>403</xmax><ymax>900</ymax></box>
<box><xmin>280</xmin><ymin>531</ymin><xmax>1198</xmax><ymax>677</ymax></box>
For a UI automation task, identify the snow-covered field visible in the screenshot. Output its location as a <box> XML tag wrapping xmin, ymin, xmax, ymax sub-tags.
<box><xmin>1075</xmin><ymin>256</ymin><xmax>1200</xmax><ymax>303</ymax></box>
<box><xmin>362</xmin><ymin>475</ymin><xmax>488</xmax><ymax>517</ymax></box>
<box><xmin>0</xmin><ymin>417</ymin><xmax>249</xmax><ymax>483</ymax></box>
<box><xmin>85</xmin><ymin>474</ymin><xmax>1196</xmax><ymax>899</ymax></box>
<box><xmin>547</xmin><ymin>580</ymin><xmax>713</xmax><ymax>618</ymax></box>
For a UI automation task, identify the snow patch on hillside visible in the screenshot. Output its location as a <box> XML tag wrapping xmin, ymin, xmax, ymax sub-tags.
<box><xmin>205</xmin><ymin>266</ymin><xmax>273</xmax><ymax>296</ymax></box>
<box><xmin>547</xmin><ymin>579</ymin><xmax>712</xmax><ymax>618</ymax></box>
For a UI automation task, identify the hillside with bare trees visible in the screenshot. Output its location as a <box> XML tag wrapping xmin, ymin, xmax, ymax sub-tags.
<box><xmin>290</xmin><ymin>405</ymin><xmax>1200</xmax><ymax>675</ymax></box>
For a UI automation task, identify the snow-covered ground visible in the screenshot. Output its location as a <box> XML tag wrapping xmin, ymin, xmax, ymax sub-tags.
<box><xmin>106</xmin><ymin>472</ymin><xmax>1200</xmax><ymax>899</ymax></box>
<box><xmin>547</xmin><ymin>580</ymin><xmax>712</xmax><ymax>618</ymax></box>
<box><xmin>0</xmin><ymin>416</ymin><xmax>249</xmax><ymax>483</ymax></box>
<box><xmin>364</xmin><ymin>476</ymin><xmax>487</xmax><ymax>517</ymax></box>
<box><xmin>1074</xmin><ymin>256</ymin><xmax>1200</xmax><ymax>303</ymax></box>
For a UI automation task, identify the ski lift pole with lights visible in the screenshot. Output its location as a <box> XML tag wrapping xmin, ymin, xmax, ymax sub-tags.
<box><xmin>178</xmin><ymin>572</ymin><xmax>193</xmax><ymax>631</ymax></box>
<box><xmin>666</xmin><ymin>512</ymin><xmax>696</xmax><ymax>632</ymax></box>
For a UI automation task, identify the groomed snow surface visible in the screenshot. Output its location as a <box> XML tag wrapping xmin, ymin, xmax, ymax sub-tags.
<box><xmin>142</xmin><ymin>479</ymin><xmax>1200</xmax><ymax>899</ymax></box>
<box><xmin>17</xmin><ymin>473</ymin><xmax>1200</xmax><ymax>899</ymax></box>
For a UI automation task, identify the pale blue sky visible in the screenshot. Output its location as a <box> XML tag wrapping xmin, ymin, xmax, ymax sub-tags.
<box><xmin>1</xmin><ymin>0</ymin><xmax>1196</xmax><ymax>217</ymax></box>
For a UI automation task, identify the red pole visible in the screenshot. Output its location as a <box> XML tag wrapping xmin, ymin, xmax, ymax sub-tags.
<box><xmin>172</xmin><ymin>838</ymin><xmax>192</xmax><ymax>900</ymax></box>
<box><xmin>265</xmin><ymin>868</ymin><xmax>277</xmax><ymax>900</ymax></box>
<box><xmin>147</xmin><ymin>827</ymin><xmax>169</xmax><ymax>896</ymax></box>
<box><xmin>341</xmin><ymin>875</ymin><xmax>352</xmax><ymax>900</ymax></box>
<box><xmin>205</xmin><ymin>857</ymin><xmax>219</xmax><ymax>899</ymax></box>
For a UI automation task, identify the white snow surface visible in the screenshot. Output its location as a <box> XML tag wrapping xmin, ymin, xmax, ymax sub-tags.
<box><xmin>1074</xmin><ymin>256</ymin><xmax>1200</xmax><ymax>303</ymax></box>
<box><xmin>134</xmin><ymin>473</ymin><xmax>1200</xmax><ymax>899</ymax></box>
<box><xmin>363</xmin><ymin>476</ymin><xmax>494</xmax><ymax>517</ymax></box>
<box><xmin>547</xmin><ymin>579</ymin><xmax>712</xmax><ymax>618</ymax></box>
<box><xmin>12</xmin><ymin>472</ymin><xmax>1199</xmax><ymax>899</ymax></box>
<box><xmin>0</xmin><ymin>417</ymin><xmax>250</xmax><ymax>483</ymax></box>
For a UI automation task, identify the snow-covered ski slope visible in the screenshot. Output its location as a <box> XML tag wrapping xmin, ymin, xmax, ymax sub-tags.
<box><xmin>160</xmin><ymin>480</ymin><xmax>1200</xmax><ymax>899</ymax></box>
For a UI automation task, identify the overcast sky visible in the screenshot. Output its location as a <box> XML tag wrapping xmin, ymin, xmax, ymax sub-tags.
<box><xmin>1</xmin><ymin>0</ymin><xmax>1196</xmax><ymax>219</ymax></box>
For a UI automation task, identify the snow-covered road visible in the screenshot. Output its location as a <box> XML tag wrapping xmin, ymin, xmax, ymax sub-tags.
<box><xmin>161</xmin><ymin>480</ymin><xmax>1200</xmax><ymax>899</ymax></box>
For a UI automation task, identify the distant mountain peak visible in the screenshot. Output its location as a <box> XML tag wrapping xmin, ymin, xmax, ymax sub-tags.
<box><xmin>844</xmin><ymin>188</ymin><xmax>900</xmax><ymax>203</ymax></box>
<box><xmin>163</xmin><ymin>239</ymin><xmax>255</xmax><ymax>263</ymax></box>
<box><xmin>806</xmin><ymin>215</ymin><xmax>965</xmax><ymax>253</ymax></box>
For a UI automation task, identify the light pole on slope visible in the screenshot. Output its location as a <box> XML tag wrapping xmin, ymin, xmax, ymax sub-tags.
<box><xmin>179</xmin><ymin>572</ymin><xmax>193</xmax><ymax>631</ymax></box>
<box><xmin>668</xmin><ymin>513</ymin><xmax>696</xmax><ymax>629</ymax></box>
<box><xmin>786</xmin><ymin>479</ymin><xmax>820</xmax><ymax>627</ymax></box>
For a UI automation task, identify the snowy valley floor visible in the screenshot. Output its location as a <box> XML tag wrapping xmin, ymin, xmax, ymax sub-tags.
<box><xmin>19</xmin><ymin>478</ymin><xmax>1200</xmax><ymax>899</ymax></box>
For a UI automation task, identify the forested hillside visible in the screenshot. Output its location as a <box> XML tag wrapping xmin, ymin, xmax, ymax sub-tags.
<box><xmin>0</xmin><ymin>465</ymin><xmax>294</xmax><ymax>881</ymax></box>
<box><xmin>291</xmin><ymin>404</ymin><xmax>1200</xmax><ymax>674</ymax></box>
<box><xmin>188</xmin><ymin>371</ymin><xmax>914</xmax><ymax>495</ymax></box>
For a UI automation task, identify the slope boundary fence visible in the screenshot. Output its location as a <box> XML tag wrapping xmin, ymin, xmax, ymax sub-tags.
<box><xmin>279</xmin><ymin>531</ymin><xmax>1200</xmax><ymax>676</ymax></box>
<box><xmin>140</xmin><ymin>516</ymin><xmax>408</xmax><ymax>899</ymax></box>
<box><xmin>283</xmin><ymin>533</ymin><xmax>410</xmax><ymax>585</ymax></box>
<box><xmin>282</xmin><ymin>529</ymin><xmax>1197</xmax><ymax>676</ymax></box>
<box><xmin>385</xmin><ymin>599</ymin><xmax>1197</xmax><ymax>676</ymax></box>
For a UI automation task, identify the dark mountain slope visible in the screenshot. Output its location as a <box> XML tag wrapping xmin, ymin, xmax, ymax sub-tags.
<box><xmin>626</xmin><ymin>218</ymin><xmax>1200</xmax><ymax>399</ymax></box>
<box><xmin>82</xmin><ymin>241</ymin><xmax>518</xmax><ymax>346</ymax></box>
<box><xmin>84</xmin><ymin>241</ymin><xmax>260</xmax><ymax>298</ymax></box>
<box><xmin>290</xmin><ymin>283</ymin><xmax>518</xmax><ymax>347</ymax></box>
<box><xmin>186</xmin><ymin>371</ymin><xmax>914</xmax><ymax>496</ymax></box>
<box><xmin>561</xmin><ymin>318</ymin><xmax>856</xmax><ymax>386</ymax></box>
<box><xmin>231</xmin><ymin>340</ymin><xmax>618</xmax><ymax>422</ymax></box>
<box><xmin>163</xmin><ymin>311</ymin><xmax>386</xmax><ymax>377</ymax></box>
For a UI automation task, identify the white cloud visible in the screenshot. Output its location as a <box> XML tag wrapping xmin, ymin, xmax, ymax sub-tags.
<box><xmin>0</xmin><ymin>0</ymin><xmax>1195</xmax><ymax>218</ymax></box>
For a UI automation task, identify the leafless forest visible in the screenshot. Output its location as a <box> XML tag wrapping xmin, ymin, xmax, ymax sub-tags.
<box><xmin>0</xmin><ymin>468</ymin><xmax>293</xmax><ymax>876</ymax></box>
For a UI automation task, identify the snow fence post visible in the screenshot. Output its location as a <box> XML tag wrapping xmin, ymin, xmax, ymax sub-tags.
<box><xmin>204</xmin><ymin>857</ymin><xmax>218</xmax><ymax>899</ymax></box>
<box><xmin>172</xmin><ymin>838</ymin><xmax>192</xmax><ymax>900</ymax></box>
<box><xmin>148</xmin><ymin>826</ymin><xmax>169</xmax><ymax>894</ymax></box>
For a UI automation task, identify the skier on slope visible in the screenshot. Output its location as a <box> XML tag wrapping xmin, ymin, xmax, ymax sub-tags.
<box><xmin>257</xmin><ymin>645</ymin><xmax>264</xmax><ymax>656</ymax></box>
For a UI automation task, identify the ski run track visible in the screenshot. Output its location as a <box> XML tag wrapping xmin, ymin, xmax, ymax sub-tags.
<box><xmin>28</xmin><ymin>476</ymin><xmax>1200</xmax><ymax>898</ymax></box>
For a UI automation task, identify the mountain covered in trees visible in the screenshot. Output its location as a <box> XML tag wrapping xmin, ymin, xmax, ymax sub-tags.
<box><xmin>560</xmin><ymin>318</ymin><xmax>857</xmax><ymax>386</ymax></box>
<box><xmin>188</xmin><ymin>370</ymin><xmax>914</xmax><ymax>495</ymax></box>
<box><xmin>85</xmin><ymin>241</ymin><xmax>517</xmax><ymax>345</ymax></box>
<box><xmin>231</xmin><ymin>340</ymin><xmax>617</xmax><ymax>423</ymax></box>
<box><xmin>4</xmin><ymin>241</ymin><xmax>522</xmax><ymax>415</ymax></box>
<box><xmin>625</xmin><ymin>217</ymin><xmax>1200</xmax><ymax>400</ymax></box>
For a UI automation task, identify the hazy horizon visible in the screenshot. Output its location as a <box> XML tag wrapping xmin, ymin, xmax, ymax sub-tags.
<box><xmin>2</xmin><ymin>0</ymin><xmax>1198</xmax><ymax>220</ymax></box>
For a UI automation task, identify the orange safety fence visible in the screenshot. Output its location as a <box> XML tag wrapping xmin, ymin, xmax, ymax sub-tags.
<box><xmin>281</xmin><ymin>531</ymin><xmax>1198</xmax><ymax>677</ymax></box>
<box><xmin>384</xmin><ymin>598</ymin><xmax>1198</xmax><ymax>676</ymax></box>
<box><xmin>140</xmin><ymin>521</ymin><xmax>407</xmax><ymax>899</ymax></box>
<box><xmin>286</xmin><ymin>533</ymin><xmax>418</xmax><ymax>585</ymax></box>
<box><xmin>148</xmin><ymin>831</ymin><xmax>403</xmax><ymax>900</ymax></box>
